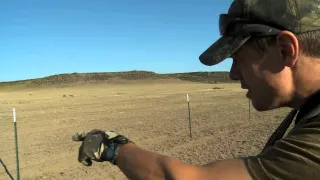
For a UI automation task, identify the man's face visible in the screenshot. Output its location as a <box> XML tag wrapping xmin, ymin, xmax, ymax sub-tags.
<box><xmin>229</xmin><ymin>38</ymin><xmax>294</xmax><ymax>111</ymax></box>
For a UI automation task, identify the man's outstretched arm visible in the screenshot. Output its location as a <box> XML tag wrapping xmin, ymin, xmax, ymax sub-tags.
<box><xmin>116</xmin><ymin>143</ymin><xmax>252</xmax><ymax>180</ymax></box>
<box><xmin>72</xmin><ymin>130</ymin><xmax>252</xmax><ymax>180</ymax></box>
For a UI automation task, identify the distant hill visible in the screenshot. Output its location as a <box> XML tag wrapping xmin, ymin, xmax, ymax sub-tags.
<box><xmin>0</xmin><ymin>71</ymin><xmax>238</xmax><ymax>89</ymax></box>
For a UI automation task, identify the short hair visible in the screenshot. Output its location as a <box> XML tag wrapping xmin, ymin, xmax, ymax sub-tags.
<box><xmin>248</xmin><ymin>30</ymin><xmax>320</xmax><ymax>57</ymax></box>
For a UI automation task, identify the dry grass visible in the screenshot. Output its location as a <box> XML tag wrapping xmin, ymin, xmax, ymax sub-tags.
<box><xmin>0</xmin><ymin>80</ymin><xmax>290</xmax><ymax>180</ymax></box>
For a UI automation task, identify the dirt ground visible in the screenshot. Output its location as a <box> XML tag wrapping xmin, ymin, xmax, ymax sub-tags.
<box><xmin>0</xmin><ymin>80</ymin><xmax>291</xmax><ymax>180</ymax></box>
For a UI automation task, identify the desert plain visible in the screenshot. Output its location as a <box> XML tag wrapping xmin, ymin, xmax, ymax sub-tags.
<box><xmin>0</xmin><ymin>78</ymin><xmax>291</xmax><ymax>180</ymax></box>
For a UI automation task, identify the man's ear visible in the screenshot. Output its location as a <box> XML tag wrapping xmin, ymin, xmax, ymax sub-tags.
<box><xmin>276</xmin><ymin>30</ymin><xmax>299</xmax><ymax>67</ymax></box>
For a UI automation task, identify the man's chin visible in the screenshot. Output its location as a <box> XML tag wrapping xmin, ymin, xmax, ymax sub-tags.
<box><xmin>252</xmin><ymin>104</ymin><xmax>271</xmax><ymax>111</ymax></box>
<box><xmin>250</xmin><ymin>97</ymin><xmax>278</xmax><ymax>112</ymax></box>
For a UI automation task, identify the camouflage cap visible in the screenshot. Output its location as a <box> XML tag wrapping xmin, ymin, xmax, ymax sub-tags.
<box><xmin>199</xmin><ymin>0</ymin><xmax>320</xmax><ymax>66</ymax></box>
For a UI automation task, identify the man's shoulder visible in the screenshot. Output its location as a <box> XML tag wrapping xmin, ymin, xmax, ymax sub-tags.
<box><xmin>244</xmin><ymin>114</ymin><xmax>320</xmax><ymax>180</ymax></box>
<box><xmin>284</xmin><ymin>114</ymin><xmax>320</xmax><ymax>155</ymax></box>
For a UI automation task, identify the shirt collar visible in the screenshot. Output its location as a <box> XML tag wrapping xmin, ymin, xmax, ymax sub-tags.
<box><xmin>296</xmin><ymin>89</ymin><xmax>320</xmax><ymax>124</ymax></box>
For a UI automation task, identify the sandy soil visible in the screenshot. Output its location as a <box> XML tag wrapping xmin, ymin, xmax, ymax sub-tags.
<box><xmin>0</xmin><ymin>80</ymin><xmax>291</xmax><ymax>180</ymax></box>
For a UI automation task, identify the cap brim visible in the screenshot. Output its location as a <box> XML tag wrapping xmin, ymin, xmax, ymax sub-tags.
<box><xmin>199</xmin><ymin>35</ymin><xmax>250</xmax><ymax>66</ymax></box>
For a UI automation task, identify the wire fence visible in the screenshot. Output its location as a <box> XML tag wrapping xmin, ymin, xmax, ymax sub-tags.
<box><xmin>0</xmin><ymin>158</ymin><xmax>14</xmax><ymax>180</ymax></box>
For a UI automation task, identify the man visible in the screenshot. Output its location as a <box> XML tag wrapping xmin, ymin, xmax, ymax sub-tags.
<box><xmin>72</xmin><ymin>0</ymin><xmax>320</xmax><ymax>179</ymax></box>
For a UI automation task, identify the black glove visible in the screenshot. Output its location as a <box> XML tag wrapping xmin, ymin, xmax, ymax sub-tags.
<box><xmin>72</xmin><ymin>129</ymin><xmax>132</xmax><ymax>166</ymax></box>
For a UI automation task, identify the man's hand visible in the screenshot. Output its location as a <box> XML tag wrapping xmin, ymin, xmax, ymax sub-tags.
<box><xmin>72</xmin><ymin>129</ymin><xmax>132</xmax><ymax>166</ymax></box>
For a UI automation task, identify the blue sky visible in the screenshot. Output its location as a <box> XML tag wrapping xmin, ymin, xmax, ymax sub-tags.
<box><xmin>0</xmin><ymin>0</ymin><xmax>234</xmax><ymax>82</ymax></box>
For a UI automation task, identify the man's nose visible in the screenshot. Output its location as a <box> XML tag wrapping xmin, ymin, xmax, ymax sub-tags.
<box><xmin>229</xmin><ymin>61</ymin><xmax>241</xmax><ymax>80</ymax></box>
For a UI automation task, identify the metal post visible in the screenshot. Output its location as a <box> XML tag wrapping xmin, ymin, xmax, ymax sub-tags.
<box><xmin>248</xmin><ymin>99</ymin><xmax>251</xmax><ymax>121</ymax></box>
<box><xmin>13</xmin><ymin>108</ymin><xmax>20</xmax><ymax>180</ymax></box>
<box><xmin>187</xmin><ymin>94</ymin><xmax>192</xmax><ymax>138</ymax></box>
